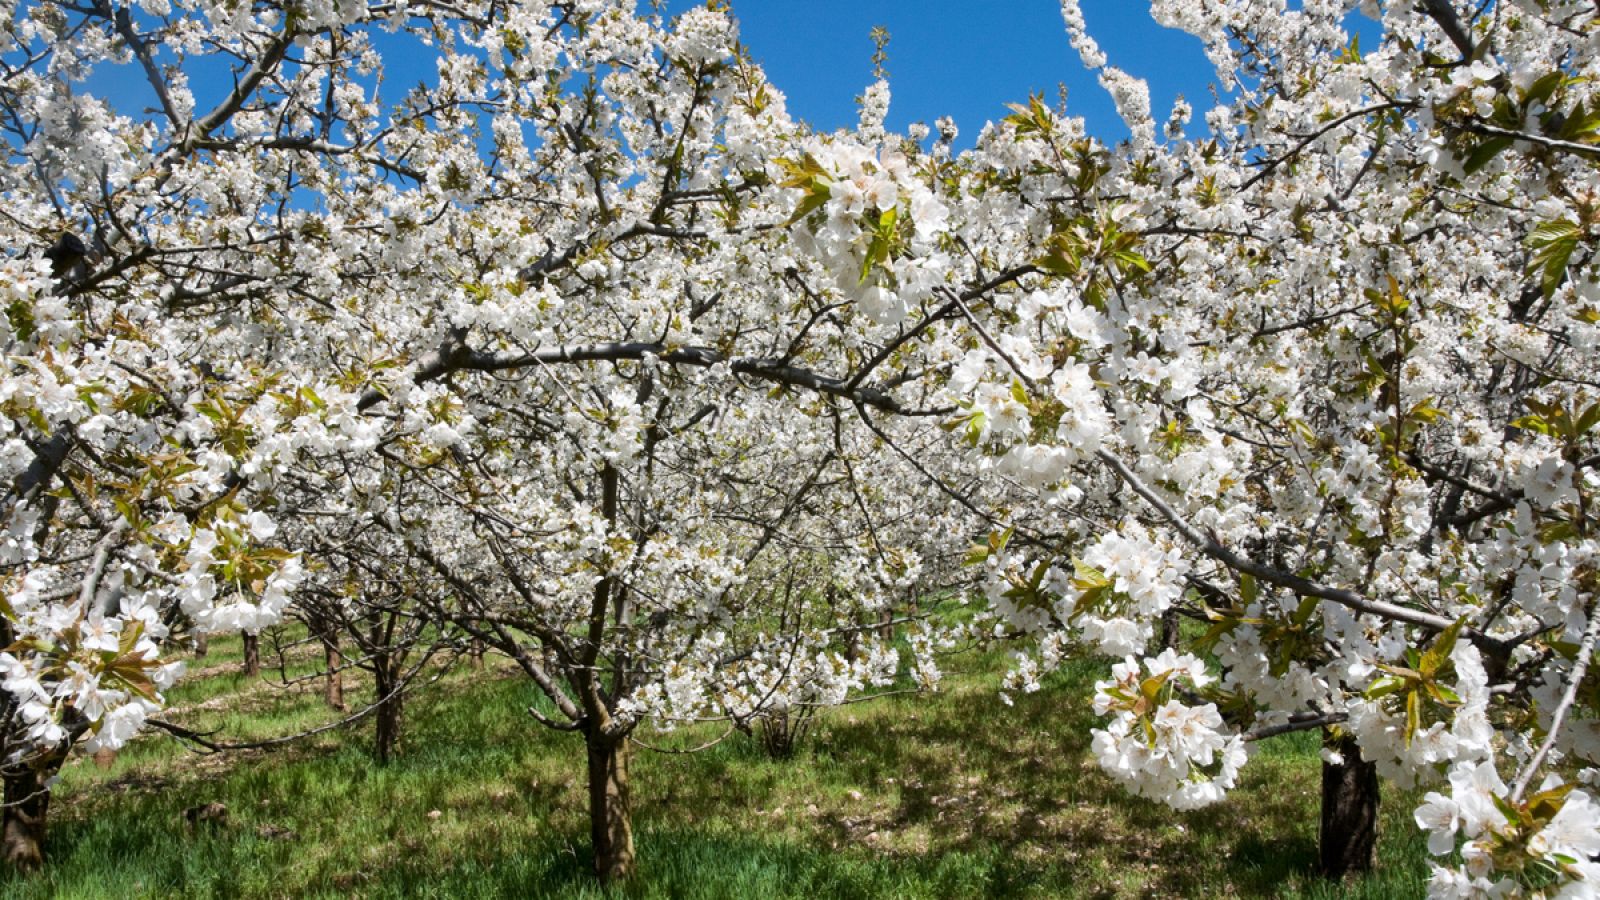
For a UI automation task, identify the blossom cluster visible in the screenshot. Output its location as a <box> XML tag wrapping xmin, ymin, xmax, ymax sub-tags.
<box><xmin>1090</xmin><ymin>651</ymin><xmax>1248</xmax><ymax>810</ymax></box>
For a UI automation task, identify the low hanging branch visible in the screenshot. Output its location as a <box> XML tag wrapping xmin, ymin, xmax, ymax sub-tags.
<box><xmin>146</xmin><ymin>643</ymin><xmax>451</xmax><ymax>754</ymax></box>
<box><xmin>1093</xmin><ymin>449</ymin><xmax>1512</xmax><ymax>652</ymax></box>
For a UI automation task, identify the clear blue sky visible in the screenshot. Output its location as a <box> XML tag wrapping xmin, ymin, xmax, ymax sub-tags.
<box><xmin>716</xmin><ymin>0</ymin><xmax>1219</xmax><ymax>146</ymax></box>
<box><xmin>84</xmin><ymin>2</ymin><xmax>1375</xmax><ymax>148</ymax></box>
<box><xmin>82</xmin><ymin>2</ymin><xmax>1221</xmax><ymax>148</ymax></box>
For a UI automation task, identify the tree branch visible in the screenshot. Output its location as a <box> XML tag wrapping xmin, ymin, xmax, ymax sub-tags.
<box><xmin>1094</xmin><ymin>449</ymin><xmax>1509</xmax><ymax>652</ymax></box>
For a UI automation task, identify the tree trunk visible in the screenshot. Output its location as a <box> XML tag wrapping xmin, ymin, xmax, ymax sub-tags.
<box><xmin>585</xmin><ymin>730</ymin><xmax>634</xmax><ymax>883</ymax></box>
<box><xmin>1319</xmin><ymin>731</ymin><xmax>1379</xmax><ymax>879</ymax></box>
<box><xmin>373</xmin><ymin>664</ymin><xmax>403</xmax><ymax>765</ymax></box>
<box><xmin>322</xmin><ymin>633</ymin><xmax>345</xmax><ymax>711</ymax></box>
<box><xmin>3</xmin><ymin>749</ymin><xmax>65</xmax><ymax>873</ymax></box>
<box><xmin>1160</xmin><ymin>607</ymin><xmax>1181</xmax><ymax>649</ymax></box>
<box><xmin>193</xmin><ymin>632</ymin><xmax>208</xmax><ymax>658</ymax></box>
<box><xmin>241</xmin><ymin>632</ymin><xmax>260</xmax><ymax>677</ymax></box>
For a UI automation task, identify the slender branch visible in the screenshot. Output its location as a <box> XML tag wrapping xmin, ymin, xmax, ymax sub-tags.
<box><xmin>1243</xmin><ymin>712</ymin><xmax>1347</xmax><ymax>742</ymax></box>
<box><xmin>1454</xmin><ymin>121</ymin><xmax>1600</xmax><ymax>160</ymax></box>
<box><xmin>1094</xmin><ymin>448</ymin><xmax>1508</xmax><ymax>650</ymax></box>
<box><xmin>107</xmin><ymin>3</ymin><xmax>184</xmax><ymax>128</ymax></box>
<box><xmin>1420</xmin><ymin>0</ymin><xmax>1477</xmax><ymax>59</ymax></box>
<box><xmin>187</xmin><ymin>30</ymin><xmax>295</xmax><ymax>145</ymax></box>
<box><xmin>1510</xmin><ymin>600</ymin><xmax>1600</xmax><ymax>802</ymax></box>
<box><xmin>358</xmin><ymin>339</ymin><xmax>928</xmax><ymax>416</ymax></box>
<box><xmin>630</xmin><ymin>725</ymin><xmax>738</xmax><ymax>755</ymax></box>
<box><xmin>147</xmin><ymin>644</ymin><xmax>448</xmax><ymax>754</ymax></box>
<box><xmin>1240</xmin><ymin>103</ymin><xmax>1408</xmax><ymax>192</ymax></box>
<box><xmin>75</xmin><ymin>524</ymin><xmax>126</xmax><ymax>611</ymax></box>
<box><xmin>1446</xmin><ymin>452</ymin><xmax>1600</xmax><ymax>530</ymax></box>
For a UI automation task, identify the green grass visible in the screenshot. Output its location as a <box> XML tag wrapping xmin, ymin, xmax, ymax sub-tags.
<box><xmin>2</xmin><ymin>637</ymin><xmax>1429</xmax><ymax>898</ymax></box>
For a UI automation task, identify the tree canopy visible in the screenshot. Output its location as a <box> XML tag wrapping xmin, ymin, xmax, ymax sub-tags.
<box><xmin>2</xmin><ymin>0</ymin><xmax>1599</xmax><ymax>895</ymax></box>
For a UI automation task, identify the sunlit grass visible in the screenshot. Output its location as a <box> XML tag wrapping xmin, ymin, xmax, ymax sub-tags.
<box><xmin>2</xmin><ymin>638</ymin><xmax>1429</xmax><ymax>898</ymax></box>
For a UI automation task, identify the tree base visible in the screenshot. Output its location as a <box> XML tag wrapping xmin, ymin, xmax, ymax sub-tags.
<box><xmin>1319</xmin><ymin>732</ymin><xmax>1379</xmax><ymax>879</ymax></box>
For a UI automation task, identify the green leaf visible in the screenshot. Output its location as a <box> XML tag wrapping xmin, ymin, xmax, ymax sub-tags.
<box><xmin>1009</xmin><ymin>379</ymin><xmax>1029</xmax><ymax>406</ymax></box>
<box><xmin>1072</xmin><ymin>559</ymin><xmax>1108</xmax><ymax>590</ymax></box>
<box><xmin>1291</xmin><ymin>594</ymin><xmax>1320</xmax><ymax>626</ymax></box>
<box><xmin>1112</xmin><ymin>248</ymin><xmax>1151</xmax><ymax>275</ymax></box>
<box><xmin>1425</xmin><ymin>682</ymin><xmax>1462</xmax><ymax>705</ymax></box>
<box><xmin>1528</xmin><ymin>782</ymin><xmax>1576</xmax><ymax>821</ymax></box>
<box><xmin>1556</xmin><ymin>99</ymin><xmax>1600</xmax><ymax>142</ymax></box>
<box><xmin>1409</xmin><ymin>400</ymin><xmax>1446</xmax><ymax>424</ymax></box>
<box><xmin>1364</xmin><ymin>675</ymin><xmax>1408</xmax><ymax>700</ymax></box>
<box><xmin>1574</xmin><ymin>401</ymin><xmax>1600</xmax><ymax>437</ymax></box>
<box><xmin>1139</xmin><ymin>670</ymin><xmax>1173</xmax><ymax>707</ymax></box>
<box><xmin>1405</xmin><ymin>687</ymin><xmax>1422</xmax><ymax>746</ymax></box>
<box><xmin>113</xmin><ymin>497</ymin><xmax>142</xmax><ymax>529</ymax></box>
<box><xmin>1463</xmin><ymin>135</ymin><xmax>1514</xmax><ymax>174</ymax></box>
<box><xmin>990</xmin><ymin>527</ymin><xmax>1014</xmax><ymax>556</ymax></box>
<box><xmin>1490</xmin><ymin>790</ymin><xmax>1522</xmax><ymax>824</ymax></box>
<box><xmin>1003</xmin><ymin>92</ymin><xmax>1054</xmax><ymax>136</ymax></box>
<box><xmin>1033</xmin><ymin>232</ymin><xmax>1083</xmax><ymax>277</ymax></box>
<box><xmin>1527</xmin><ymin>219</ymin><xmax>1582</xmax><ymax>300</ymax></box>
<box><xmin>1539</xmin><ymin>239</ymin><xmax>1578</xmax><ymax>298</ymax></box>
<box><xmin>1523</xmin><ymin>71</ymin><xmax>1565</xmax><ymax>110</ymax></box>
<box><xmin>1239</xmin><ymin>574</ymin><xmax>1259</xmax><ymax>606</ymax></box>
<box><xmin>1194</xmin><ymin>617</ymin><xmax>1239</xmax><ymax>655</ymax></box>
<box><xmin>1420</xmin><ymin>617</ymin><xmax>1467</xmax><ymax>676</ymax></box>
<box><xmin>1334</xmin><ymin>33</ymin><xmax>1361</xmax><ymax>64</ymax></box>
<box><xmin>859</xmin><ymin>205</ymin><xmax>898</xmax><ymax>283</ymax></box>
<box><xmin>784</xmin><ymin>183</ymin><xmax>831</xmax><ymax>226</ymax></box>
<box><xmin>774</xmin><ymin>152</ymin><xmax>828</xmax><ymax>188</ymax></box>
<box><xmin>1528</xmin><ymin>219</ymin><xmax>1581</xmax><ymax>246</ymax></box>
<box><xmin>117</xmin><ymin>620</ymin><xmax>145</xmax><ymax>657</ymax></box>
<box><xmin>964</xmin><ymin>412</ymin><xmax>985</xmax><ymax>447</ymax></box>
<box><xmin>1380</xmin><ymin>275</ymin><xmax>1410</xmax><ymax>318</ymax></box>
<box><xmin>1539</xmin><ymin>520</ymin><xmax>1578</xmax><ymax>543</ymax></box>
<box><xmin>5</xmin><ymin>295</ymin><xmax>36</xmax><ymax>342</ymax></box>
<box><xmin>1512</xmin><ymin>413</ymin><xmax>1554</xmax><ymax>437</ymax></box>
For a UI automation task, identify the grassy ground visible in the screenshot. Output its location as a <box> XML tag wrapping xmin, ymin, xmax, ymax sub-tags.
<box><xmin>1</xmin><ymin>632</ymin><xmax>1429</xmax><ymax>898</ymax></box>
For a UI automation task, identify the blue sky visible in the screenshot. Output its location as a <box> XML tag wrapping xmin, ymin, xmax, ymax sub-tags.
<box><xmin>719</xmin><ymin>0</ymin><xmax>1219</xmax><ymax>146</ymax></box>
<box><xmin>81</xmin><ymin>2</ymin><xmax>1220</xmax><ymax>148</ymax></box>
<box><xmin>78</xmin><ymin>2</ymin><xmax>1381</xmax><ymax>153</ymax></box>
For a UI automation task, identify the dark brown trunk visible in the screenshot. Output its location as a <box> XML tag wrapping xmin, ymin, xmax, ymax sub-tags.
<box><xmin>374</xmin><ymin>665</ymin><xmax>403</xmax><ymax>764</ymax></box>
<box><xmin>3</xmin><ymin>749</ymin><xmax>65</xmax><ymax>873</ymax></box>
<box><xmin>470</xmin><ymin>637</ymin><xmax>486</xmax><ymax>669</ymax></box>
<box><xmin>585</xmin><ymin>731</ymin><xmax>634</xmax><ymax>883</ymax></box>
<box><xmin>322</xmin><ymin>633</ymin><xmax>345</xmax><ymax>711</ymax></box>
<box><xmin>193</xmin><ymin>632</ymin><xmax>208</xmax><ymax>658</ymax></box>
<box><xmin>1160</xmin><ymin>607</ymin><xmax>1181</xmax><ymax>649</ymax></box>
<box><xmin>241</xmin><ymin>632</ymin><xmax>260</xmax><ymax>677</ymax></box>
<box><xmin>1319</xmin><ymin>731</ymin><xmax>1379</xmax><ymax>879</ymax></box>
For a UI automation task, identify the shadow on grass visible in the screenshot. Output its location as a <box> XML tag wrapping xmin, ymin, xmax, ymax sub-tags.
<box><xmin>0</xmin><ymin>653</ymin><xmax>1428</xmax><ymax>899</ymax></box>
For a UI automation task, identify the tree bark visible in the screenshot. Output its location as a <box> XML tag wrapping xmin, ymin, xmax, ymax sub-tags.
<box><xmin>241</xmin><ymin>632</ymin><xmax>260</xmax><ymax>677</ymax></box>
<box><xmin>193</xmin><ymin>632</ymin><xmax>208</xmax><ymax>658</ymax></box>
<box><xmin>3</xmin><ymin>748</ymin><xmax>66</xmax><ymax>873</ymax></box>
<box><xmin>322</xmin><ymin>632</ymin><xmax>345</xmax><ymax>711</ymax></box>
<box><xmin>1160</xmin><ymin>607</ymin><xmax>1181</xmax><ymax>649</ymax></box>
<box><xmin>1319</xmin><ymin>731</ymin><xmax>1379</xmax><ymax>879</ymax></box>
<box><xmin>373</xmin><ymin>663</ymin><xmax>403</xmax><ymax>765</ymax></box>
<box><xmin>585</xmin><ymin>730</ymin><xmax>635</xmax><ymax>883</ymax></box>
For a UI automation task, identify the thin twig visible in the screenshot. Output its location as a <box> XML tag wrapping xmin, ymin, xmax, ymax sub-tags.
<box><xmin>1510</xmin><ymin>601</ymin><xmax>1600</xmax><ymax>802</ymax></box>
